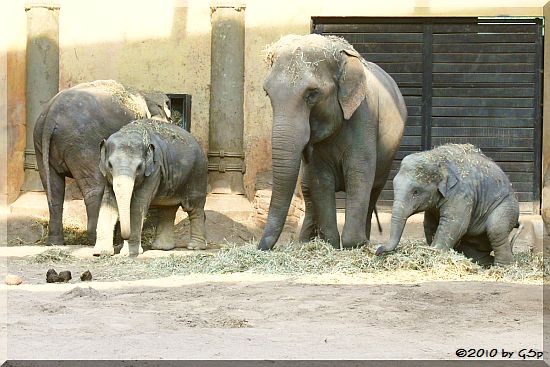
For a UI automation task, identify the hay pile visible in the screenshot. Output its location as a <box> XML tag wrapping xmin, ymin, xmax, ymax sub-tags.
<box><xmin>26</xmin><ymin>239</ymin><xmax>544</xmax><ymax>283</ymax></box>
<box><xmin>142</xmin><ymin>240</ymin><xmax>544</xmax><ymax>283</ymax></box>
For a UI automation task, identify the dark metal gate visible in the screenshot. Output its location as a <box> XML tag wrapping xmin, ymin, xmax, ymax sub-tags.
<box><xmin>312</xmin><ymin>17</ymin><xmax>543</xmax><ymax>214</ymax></box>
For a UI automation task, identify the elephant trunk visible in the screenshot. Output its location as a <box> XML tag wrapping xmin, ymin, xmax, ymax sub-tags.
<box><xmin>258</xmin><ymin>113</ymin><xmax>309</xmax><ymax>251</ymax></box>
<box><xmin>112</xmin><ymin>175</ymin><xmax>135</xmax><ymax>240</ymax></box>
<box><xmin>375</xmin><ymin>200</ymin><xmax>410</xmax><ymax>255</ymax></box>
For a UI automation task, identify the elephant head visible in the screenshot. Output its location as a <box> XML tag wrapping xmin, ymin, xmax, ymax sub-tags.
<box><xmin>142</xmin><ymin>92</ymin><xmax>171</xmax><ymax>122</ymax></box>
<box><xmin>258</xmin><ymin>34</ymin><xmax>368</xmax><ymax>250</ymax></box>
<box><xmin>99</xmin><ymin>128</ymin><xmax>158</xmax><ymax>240</ymax></box>
<box><xmin>375</xmin><ymin>153</ymin><xmax>461</xmax><ymax>255</ymax></box>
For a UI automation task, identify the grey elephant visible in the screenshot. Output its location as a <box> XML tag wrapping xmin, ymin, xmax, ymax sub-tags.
<box><xmin>375</xmin><ymin>144</ymin><xmax>520</xmax><ymax>266</ymax></box>
<box><xmin>93</xmin><ymin>119</ymin><xmax>207</xmax><ymax>257</ymax></box>
<box><xmin>258</xmin><ymin>34</ymin><xmax>406</xmax><ymax>250</ymax></box>
<box><xmin>34</xmin><ymin>80</ymin><xmax>170</xmax><ymax>246</ymax></box>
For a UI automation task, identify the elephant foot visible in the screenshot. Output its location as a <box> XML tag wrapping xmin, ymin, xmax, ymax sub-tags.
<box><xmin>119</xmin><ymin>241</ymin><xmax>144</xmax><ymax>257</ymax></box>
<box><xmin>92</xmin><ymin>243</ymin><xmax>115</xmax><ymax>256</ymax></box>
<box><xmin>150</xmin><ymin>240</ymin><xmax>176</xmax><ymax>251</ymax></box>
<box><xmin>187</xmin><ymin>239</ymin><xmax>207</xmax><ymax>250</ymax></box>
<box><xmin>341</xmin><ymin>234</ymin><xmax>368</xmax><ymax>249</ymax></box>
<box><xmin>86</xmin><ymin>235</ymin><xmax>97</xmax><ymax>246</ymax></box>
<box><xmin>46</xmin><ymin>234</ymin><xmax>64</xmax><ymax>246</ymax></box>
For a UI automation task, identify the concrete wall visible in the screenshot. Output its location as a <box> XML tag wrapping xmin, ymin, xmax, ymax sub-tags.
<box><xmin>2</xmin><ymin>0</ymin><xmax>27</xmax><ymax>205</ymax></box>
<box><xmin>5</xmin><ymin>0</ymin><xmax>550</xmax><ymax>210</ymax></box>
<box><xmin>58</xmin><ymin>0</ymin><xmax>212</xmax><ymax>152</ymax></box>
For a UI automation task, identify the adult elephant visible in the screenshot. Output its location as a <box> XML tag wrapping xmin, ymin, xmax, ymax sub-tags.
<box><xmin>34</xmin><ymin>80</ymin><xmax>170</xmax><ymax>246</ymax></box>
<box><xmin>258</xmin><ymin>34</ymin><xmax>406</xmax><ymax>250</ymax></box>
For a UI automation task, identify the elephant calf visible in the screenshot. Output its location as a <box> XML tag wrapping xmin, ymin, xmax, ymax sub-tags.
<box><xmin>376</xmin><ymin>144</ymin><xmax>519</xmax><ymax>266</ymax></box>
<box><xmin>93</xmin><ymin>119</ymin><xmax>207</xmax><ymax>257</ymax></box>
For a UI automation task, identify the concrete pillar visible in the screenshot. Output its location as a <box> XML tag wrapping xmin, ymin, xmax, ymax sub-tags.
<box><xmin>208</xmin><ymin>6</ymin><xmax>245</xmax><ymax>194</ymax></box>
<box><xmin>22</xmin><ymin>2</ymin><xmax>59</xmax><ymax>191</ymax></box>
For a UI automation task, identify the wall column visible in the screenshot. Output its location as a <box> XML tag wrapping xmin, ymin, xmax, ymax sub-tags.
<box><xmin>208</xmin><ymin>6</ymin><xmax>245</xmax><ymax>194</ymax></box>
<box><xmin>22</xmin><ymin>2</ymin><xmax>59</xmax><ymax>191</ymax></box>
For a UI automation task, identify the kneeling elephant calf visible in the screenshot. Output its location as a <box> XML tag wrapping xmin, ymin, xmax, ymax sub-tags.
<box><xmin>93</xmin><ymin>119</ymin><xmax>207</xmax><ymax>257</ymax></box>
<box><xmin>376</xmin><ymin>144</ymin><xmax>519</xmax><ymax>266</ymax></box>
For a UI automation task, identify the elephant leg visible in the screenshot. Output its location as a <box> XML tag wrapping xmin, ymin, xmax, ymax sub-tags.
<box><xmin>186</xmin><ymin>206</ymin><xmax>207</xmax><ymax>250</ymax></box>
<box><xmin>120</xmin><ymin>190</ymin><xmax>151</xmax><ymax>257</ymax></box>
<box><xmin>455</xmin><ymin>239</ymin><xmax>494</xmax><ymax>267</ymax></box>
<box><xmin>432</xmin><ymin>201</ymin><xmax>472</xmax><ymax>251</ymax></box>
<box><xmin>423</xmin><ymin>210</ymin><xmax>440</xmax><ymax>245</ymax></box>
<box><xmin>486</xmin><ymin>201</ymin><xmax>516</xmax><ymax>266</ymax></box>
<box><xmin>151</xmin><ymin>206</ymin><xmax>178</xmax><ymax>251</ymax></box>
<box><xmin>299</xmin><ymin>172</ymin><xmax>317</xmax><ymax>242</ymax></box>
<box><xmin>93</xmin><ymin>186</ymin><xmax>118</xmax><ymax>256</ymax></box>
<box><xmin>81</xmin><ymin>186</ymin><xmax>104</xmax><ymax>245</ymax></box>
<box><xmin>36</xmin><ymin>152</ymin><xmax>65</xmax><ymax>246</ymax></box>
<box><xmin>365</xmin><ymin>186</ymin><xmax>383</xmax><ymax>241</ymax></box>
<box><xmin>308</xmin><ymin>168</ymin><xmax>339</xmax><ymax>249</ymax></box>
<box><xmin>342</xmin><ymin>169</ymin><xmax>372</xmax><ymax>249</ymax></box>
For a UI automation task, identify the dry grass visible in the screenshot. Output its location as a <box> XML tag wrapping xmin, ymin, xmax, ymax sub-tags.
<box><xmin>30</xmin><ymin>248</ymin><xmax>77</xmax><ymax>263</ymax></box>
<box><xmin>141</xmin><ymin>239</ymin><xmax>545</xmax><ymax>283</ymax></box>
<box><xmin>24</xmin><ymin>239</ymin><xmax>545</xmax><ymax>284</ymax></box>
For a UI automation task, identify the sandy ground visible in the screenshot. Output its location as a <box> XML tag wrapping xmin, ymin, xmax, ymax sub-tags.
<box><xmin>3</xmin><ymin>265</ymin><xmax>544</xmax><ymax>360</ymax></box>
<box><xmin>2</xmin><ymin>198</ymin><xmax>546</xmax><ymax>361</ymax></box>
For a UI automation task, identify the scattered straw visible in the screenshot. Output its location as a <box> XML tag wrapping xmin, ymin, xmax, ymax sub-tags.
<box><xmin>30</xmin><ymin>248</ymin><xmax>76</xmax><ymax>264</ymax></box>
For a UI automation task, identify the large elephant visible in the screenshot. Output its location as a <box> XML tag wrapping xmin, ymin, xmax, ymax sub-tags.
<box><xmin>258</xmin><ymin>34</ymin><xmax>406</xmax><ymax>250</ymax></box>
<box><xmin>93</xmin><ymin>119</ymin><xmax>207</xmax><ymax>257</ymax></box>
<box><xmin>375</xmin><ymin>144</ymin><xmax>520</xmax><ymax>266</ymax></box>
<box><xmin>34</xmin><ymin>80</ymin><xmax>170</xmax><ymax>246</ymax></box>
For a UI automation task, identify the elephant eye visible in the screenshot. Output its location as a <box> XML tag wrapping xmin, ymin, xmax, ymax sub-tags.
<box><xmin>412</xmin><ymin>189</ymin><xmax>419</xmax><ymax>197</ymax></box>
<box><xmin>305</xmin><ymin>88</ymin><xmax>321</xmax><ymax>105</ymax></box>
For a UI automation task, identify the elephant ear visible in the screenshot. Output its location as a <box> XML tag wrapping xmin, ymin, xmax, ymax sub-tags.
<box><xmin>337</xmin><ymin>50</ymin><xmax>367</xmax><ymax>120</ymax></box>
<box><xmin>99</xmin><ymin>139</ymin><xmax>108</xmax><ymax>177</ymax></box>
<box><xmin>438</xmin><ymin>163</ymin><xmax>460</xmax><ymax>197</ymax></box>
<box><xmin>144</xmin><ymin>144</ymin><xmax>156</xmax><ymax>177</ymax></box>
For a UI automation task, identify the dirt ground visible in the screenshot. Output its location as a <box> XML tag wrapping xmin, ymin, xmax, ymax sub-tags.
<box><xmin>3</xmin><ymin>271</ymin><xmax>544</xmax><ymax>360</ymax></box>
<box><xmin>2</xmin><ymin>199</ymin><xmax>546</xmax><ymax>361</ymax></box>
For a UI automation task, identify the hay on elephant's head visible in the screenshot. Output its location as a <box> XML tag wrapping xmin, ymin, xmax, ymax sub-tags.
<box><xmin>407</xmin><ymin>143</ymin><xmax>499</xmax><ymax>183</ymax></box>
<box><xmin>263</xmin><ymin>34</ymin><xmax>365</xmax><ymax>84</ymax></box>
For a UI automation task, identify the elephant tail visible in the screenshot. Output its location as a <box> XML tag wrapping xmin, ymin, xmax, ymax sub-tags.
<box><xmin>38</xmin><ymin>97</ymin><xmax>60</xmax><ymax>207</ymax></box>
<box><xmin>373</xmin><ymin>206</ymin><xmax>382</xmax><ymax>234</ymax></box>
<box><xmin>509</xmin><ymin>222</ymin><xmax>524</xmax><ymax>249</ymax></box>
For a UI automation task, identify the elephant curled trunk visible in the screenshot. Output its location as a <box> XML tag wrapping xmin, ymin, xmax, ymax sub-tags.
<box><xmin>258</xmin><ymin>116</ymin><xmax>309</xmax><ymax>251</ymax></box>
<box><xmin>112</xmin><ymin>175</ymin><xmax>135</xmax><ymax>240</ymax></box>
<box><xmin>375</xmin><ymin>200</ymin><xmax>409</xmax><ymax>255</ymax></box>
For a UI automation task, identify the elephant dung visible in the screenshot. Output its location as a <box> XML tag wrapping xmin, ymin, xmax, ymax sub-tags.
<box><xmin>80</xmin><ymin>270</ymin><xmax>92</xmax><ymax>282</ymax></box>
<box><xmin>57</xmin><ymin>271</ymin><xmax>72</xmax><ymax>283</ymax></box>
<box><xmin>46</xmin><ymin>269</ymin><xmax>72</xmax><ymax>283</ymax></box>
<box><xmin>46</xmin><ymin>269</ymin><xmax>58</xmax><ymax>283</ymax></box>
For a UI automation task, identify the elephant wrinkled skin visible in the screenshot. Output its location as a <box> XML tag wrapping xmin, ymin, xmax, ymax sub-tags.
<box><xmin>33</xmin><ymin>80</ymin><xmax>171</xmax><ymax>246</ymax></box>
<box><xmin>93</xmin><ymin>119</ymin><xmax>207</xmax><ymax>257</ymax></box>
<box><xmin>376</xmin><ymin>144</ymin><xmax>520</xmax><ymax>266</ymax></box>
<box><xmin>258</xmin><ymin>34</ymin><xmax>406</xmax><ymax>250</ymax></box>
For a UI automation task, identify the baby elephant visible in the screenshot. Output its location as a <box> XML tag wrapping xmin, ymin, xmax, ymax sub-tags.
<box><xmin>93</xmin><ymin>119</ymin><xmax>207</xmax><ymax>257</ymax></box>
<box><xmin>376</xmin><ymin>144</ymin><xmax>519</xmax><ymax>266</ymax></box>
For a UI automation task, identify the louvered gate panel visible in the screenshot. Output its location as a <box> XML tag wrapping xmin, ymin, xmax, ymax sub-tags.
<box><xmin>312</xmin><ymin>18</ymin><xmax>543</xmax><ymax>214</ymax></box>
<box><xmin>430</xmin><ymin>20</ymin><xmax>542</xmax><ymax>211</ymax></box>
